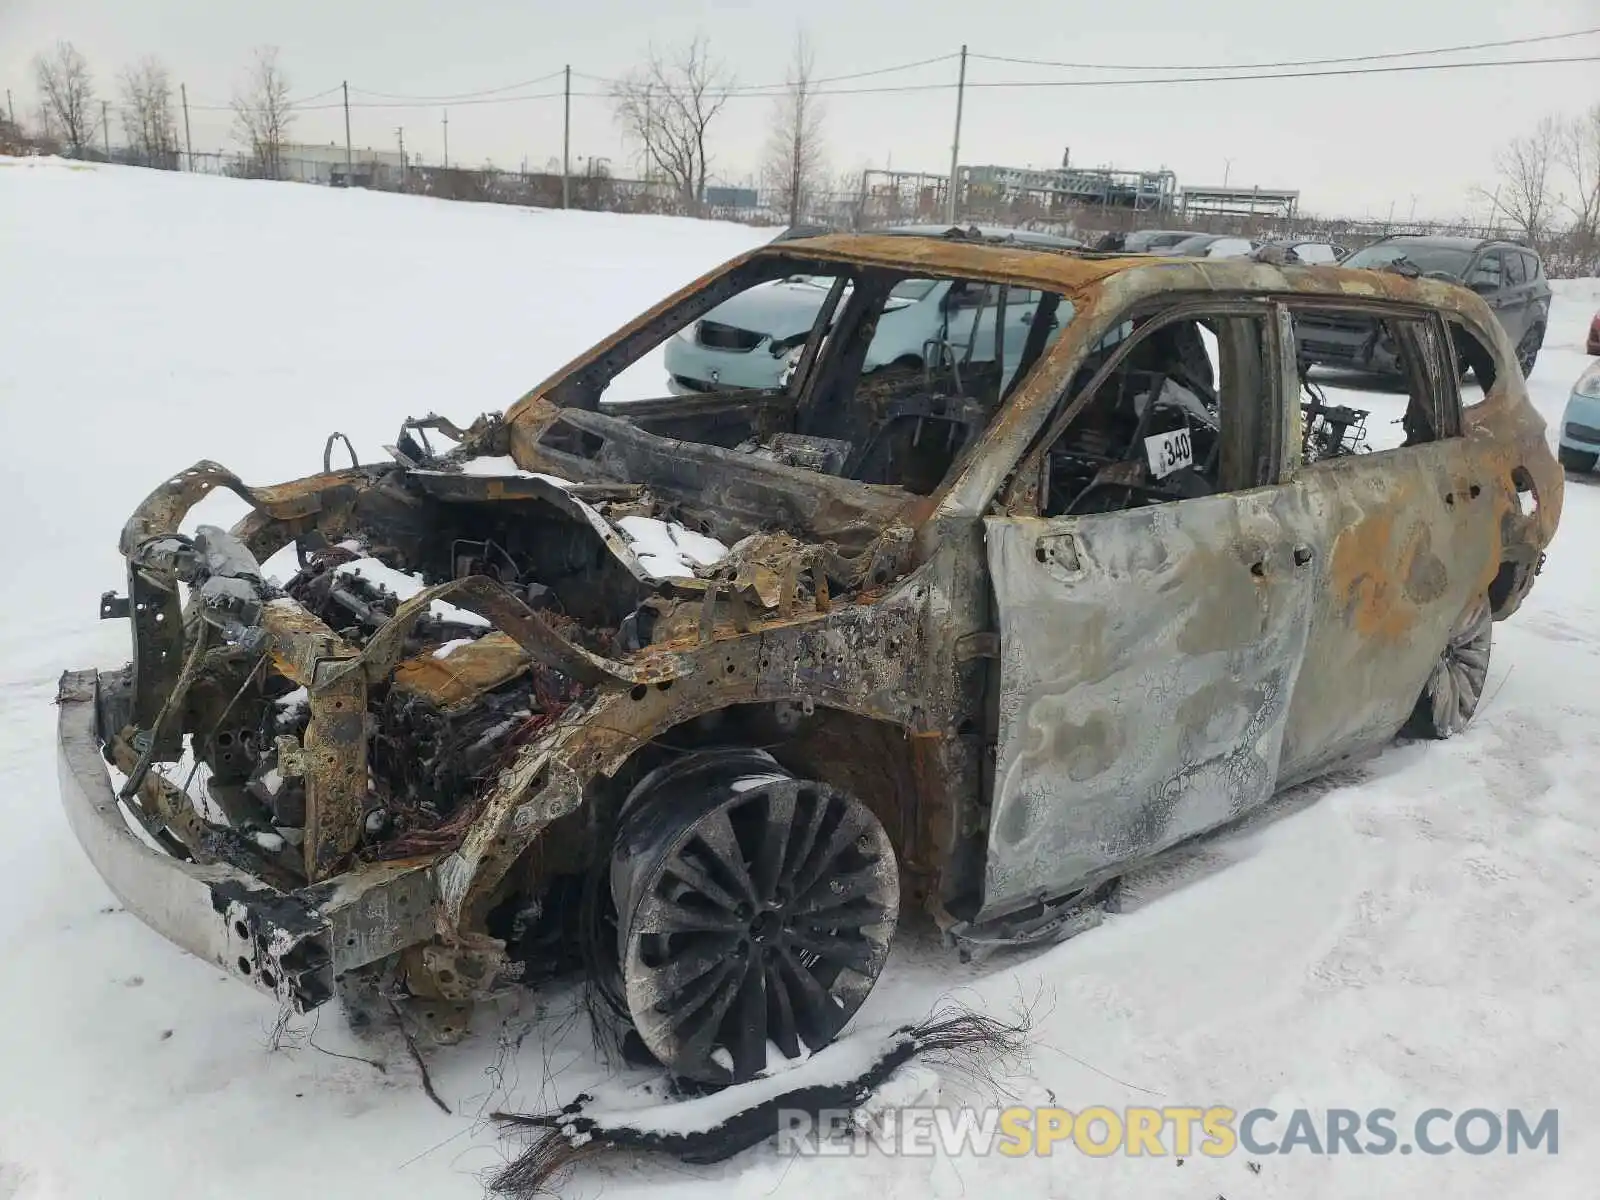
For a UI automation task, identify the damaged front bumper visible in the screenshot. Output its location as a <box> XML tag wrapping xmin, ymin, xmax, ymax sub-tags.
<box><xmin>57</xmin><ymin>668</ymin><xmax>438</xmax><ymax>1012</ymax></box>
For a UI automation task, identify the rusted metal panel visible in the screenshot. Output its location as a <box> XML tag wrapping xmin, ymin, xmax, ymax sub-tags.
<box><xmin>392</xmin><ymin>631</ymin><xmax>531</xmax><ymax>709</ymax></box>
<box><xmin>303</xmin><ymin>661</ymin><xmax>368</xmax><ymax>880</ymax></box>
<box><xmin>981</xmin><ymin>488</ymin><xmax>1318</xmax><ymax>917</ymax></box>
<box><xmin>1275</xmin><ymin>443</ymin><xmax>1493</xmax><ymax>779</ymax></box>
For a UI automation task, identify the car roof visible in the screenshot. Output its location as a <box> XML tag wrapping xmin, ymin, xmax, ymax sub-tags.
<box><xmin>755</xmin><ymin>230</ymin><xmax>1504</xmax><ymax>315</ymax></box>
<box><xmin>1373</xmin><ymin>234</ymin><xmax>1497</xmax><ymax>251</ymax></box>
<box><xmin>869</xmin><ymin>223</ymin><xmax>1084</xmax><ymax>249</ymax></box>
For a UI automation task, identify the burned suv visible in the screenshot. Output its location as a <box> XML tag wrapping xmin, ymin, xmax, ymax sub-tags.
<box><xmin>58</xmin><ymin>236</ymin><xmax>1560</xmax><ymax>1086</ymax></box>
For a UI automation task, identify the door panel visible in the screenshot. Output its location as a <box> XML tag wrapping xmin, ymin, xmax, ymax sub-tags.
<box><xmin>981</xmin><ymin>487</ymin><xmax>1317</xmax><ymax>917</ymax></box>
<box><xmin>1275</xmin><ymin>437</ymin><xmax>1495</xmax><ymax>780</ymax></box>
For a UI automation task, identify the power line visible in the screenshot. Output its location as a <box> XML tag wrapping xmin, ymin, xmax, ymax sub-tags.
<box><xmin>574</xmin><ymin>51</ymin><xmax>961</xmax><ymax>94</ymax></box>
<box><xmin>299</xmin><ymin>89</ymin><xmax>565</xmax><ymax>111</ymax></box>
<box><xmin>184</xmin><ymin>38</ymin><xmax>1600</xmax><ymax>114</ymax></box>
<box><xmin>708</xmin><ymin>52</ymin><xmax>1600</xmax><ymax>97</ymax></box>
<box><xmin>349</xmin><ymin>69</ymin><xmax>564</xmax><ymax>102</ymax></box>
<box><xmin>291</xmin><ymin>84</ymin><xmax>345</xmax><ymax>105</ymax></box>
<box><xmin>968</xmin><ymin>24</ymin><xmax>1600</xmax><ymax>71</ymax></box>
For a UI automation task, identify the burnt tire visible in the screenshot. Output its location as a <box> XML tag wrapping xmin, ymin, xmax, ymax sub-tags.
<box><xmin>1559</xmin><ymin>445</ymin><xmax>1598</xmax><ymax>473</ymax></box>
<box><xmin>1403</xmin><ymin>595</ymin><xmax>1492</xmax><ymax>740</ymax></box>
<box><xmin>610</xmin><ymin>749</ymin><xmax>898</xmax><ymax>1084</ymax></box>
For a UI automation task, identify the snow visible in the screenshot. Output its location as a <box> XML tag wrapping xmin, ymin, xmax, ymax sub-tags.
<box><xmin>2</xmin><ymin>157</ymin><xmax>1599</xmax><ymax>1198</ymax></box>
<box><xmin>332</xmin><ymin>557</ymin><xmax>491</xmax><ymax>628</ymax></box>
<box><xmin>579</xmin><ymin>1024</ymin><xmax>901</xmax><ymax>1137</ymax></box>
<box><xmin>455</xmin><ymin>455</ymin><xmax>573</xmax><ymax>487</ymax></box>
<box><xmin>431</xmin><ymin>638</ymin><xmax>476</xmax><ymax>660</ymax></box>
<box><xmin>616</xmin><ymin>514</ymin><xmax>731</xmax><ymax>580</ymax></box>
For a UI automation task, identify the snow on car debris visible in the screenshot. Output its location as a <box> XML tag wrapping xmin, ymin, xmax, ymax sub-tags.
<box><xmin>330</xmin><ymin>557</ymin><xmax>490</xmax><ymax>627</ymax></box>
<box><xmin>614</xmin><ymin>514</ymin><xmax>730</xmax><ymax>580</ymax></box>
<box><xmin>455</xmin><ymin>455</ymin><xmax>575</xmax><ymax>488</ymax></box>
<box><xmin>443</xmin><ymin>456</ymin><xmax>730</xmax><ymax>583</ymax></box>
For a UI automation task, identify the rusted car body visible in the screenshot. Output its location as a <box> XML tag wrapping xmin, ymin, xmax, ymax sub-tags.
<box><xmin>58</xmin><ymin>235</ymin><xmax>1560</xmax><ymax>1084</ymax></box>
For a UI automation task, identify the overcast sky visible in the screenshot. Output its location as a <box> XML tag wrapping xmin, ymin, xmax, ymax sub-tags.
<box><xmin>3</xmin><ymin>0</ymin><xmax>1597</xmax><ymax>220</ymax></box>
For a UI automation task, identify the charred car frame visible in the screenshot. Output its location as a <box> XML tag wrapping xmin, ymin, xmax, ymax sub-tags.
<box><xmin>58</xmin><ymin>236</ymin><xmax>1561</xmax><ymax>1085</ymax></box>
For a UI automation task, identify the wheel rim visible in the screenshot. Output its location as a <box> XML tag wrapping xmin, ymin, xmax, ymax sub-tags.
<box><xmin>614</xmin><ymin>765</ymin><xmax>898</xmax><ymax>1084</ymax></box>
<box><xmin>1516</xmin><ymin>327</ymin><xmax>1541</xmax><ymax>375</ymax></box>
<box><xmin>1427</xmin><ymin>597</ymin><xmax>1491</xmax><ymax>737</ymax></box>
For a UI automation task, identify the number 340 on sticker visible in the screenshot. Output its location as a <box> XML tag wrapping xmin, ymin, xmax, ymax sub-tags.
<box><xmin>1144</xmin><ymin>427</ymin><xmax>1194</xmax><ymax>479</ymax></box>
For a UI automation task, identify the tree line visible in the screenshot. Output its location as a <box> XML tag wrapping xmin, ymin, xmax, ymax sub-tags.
<box><xmin>3</xmin><ymin>34</ymin><xmax>835</xmax><ymax>211</ymax></box>
<box><xmin>1481</xmin><ymin>105</ymin><xmax>1600</xmax><ymax>275</ymax></box>
<box><xmin>4</xmin><ymin>40</ymin><xmax>296</xmax><ymax>177</ymax></box>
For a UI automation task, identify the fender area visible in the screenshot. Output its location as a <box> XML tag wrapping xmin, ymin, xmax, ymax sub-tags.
<box><xmin>488</xmin><ymin>700</ymin><xmax>960</xmax><ymax>956</ymax></box>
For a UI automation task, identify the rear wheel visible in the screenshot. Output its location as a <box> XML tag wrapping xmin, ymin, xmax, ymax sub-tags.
<box><xmin>1559</xmin><ymin>445</ymin><xmax>1598</xmax><ymax>473</ymax></box>
<box><xmin>1516</xmin><ymin>323</ymin><xmax>1544</xmax><ymax>377</ymax></box>
<box><xmin>1403</xmin><ymin>596</ymin><xmax>1492</xmax><ymax>740</ymax></box>
<box><xmin>610</xmin><ymin>749</ymin><xmax>899</xmax><ymax>1084</ymax></box>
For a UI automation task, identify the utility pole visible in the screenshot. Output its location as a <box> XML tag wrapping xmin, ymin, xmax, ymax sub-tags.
<box><xmin>1223</xmin><ymin>158</ymin><xmax>1233</xmax><ymax>188</ymax></box>
<box><xmin>442</xmin><ymin>110</ymin><xmax>449</xmax><ymax>168</ymax></box>
<box><xmin>945</xmin><ymin>44</ymin><xmax>967</xmax><ymax>225</ymax></box>
<box><xmin>396</xmin><ymin>126</ymin><xmax>407</xmax><ymax>187</ymax></box>
<box><xmin>101</xmin><ymin>99</ymin><xmax>110</xmax><ymax>160</ymax></box>
<box><xmin>342</xmin><ymin>81</ymin><xmax>353</xmax><ymax>186</ymax></box>
<box><xmin>180</xmin><ymin>83</ymin><xmax>193</xmax><ymax>171</ymax></box>
<box><xmin>6</xmin><ymin>89</ymin><xmax>14</xmax><ymax>128</ymax></box>
<box><xmin>562</xmin><ymin>64</ymin><xmax>571</xmax><ymax>209</ymax></box>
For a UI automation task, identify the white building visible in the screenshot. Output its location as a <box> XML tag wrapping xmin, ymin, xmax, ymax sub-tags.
<box><xmin>279</xmin><ymin>142</ymin><xmax>406</xmax><ymax>188</ymax></box>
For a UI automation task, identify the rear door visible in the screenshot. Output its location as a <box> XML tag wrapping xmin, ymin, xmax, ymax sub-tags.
<box><xmin>1465</xmin><ymin>251</ymin><xmax>1517</xmax><ymax>340</ymax></box>
<box><xmin>1274</xmin><ymin>303</ymin><xmax>1495</xmax><ymax>781</ymax></box>
<box><xmin>1499</xmin><ymin>250</ymin><xmax>1532</xmax><ymax>343</ymax></box>
<box><xmin>980</xmin><ymin>304</ymin><xmax>1316</xmax><ymax>916</ymax></box>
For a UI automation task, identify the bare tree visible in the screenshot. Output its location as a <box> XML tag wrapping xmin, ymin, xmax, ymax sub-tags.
<box><xmin>1479</xmin><ymin>117</ymin><xmax>1561</xmax><ymax>244</ymax></box>
<box><xmin>1559</xmin><ymin>104</ymin><xmax>1600</xmax><ymax>264</ymax></box>
<box><xmin>231</xmin><ymin>46</ymin><xmax>295</xmax><ymax>180</ymax></box>
<box><xmin>611</xmin><ymin>35</ymin><xmax>732</xmax><ymax>215</ymax></box>
<box><xmin>761</xmin><ymin>33</ymin><xmax>827</xmax><ymax>226</ymax></box>
<box><xmin>119</xmin><ymin>56</ymin><xmax>180</xmax><ymax>168</ymax></box>
<box><xmin>33</xmin><ymin>40</ymin><xmax>97</xmax><ymax>155</ymax></box>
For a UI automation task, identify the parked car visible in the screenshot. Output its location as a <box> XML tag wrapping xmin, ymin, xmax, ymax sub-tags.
<box><xmin>1558</xmin><ymin>359</ymin><xmax>1600</xmax><ymax>472</ymax></box>
<box><xmin>60</xmin><ymin>233</ymin><xmax>1561</xmax><ymax>1091</ymax></box>
<box><xmin>664</xmin><ymin>225</ymin><xmax>1081</xmax><ymax>395</ymax></box>
<box><xmin>1121</xmin><ymin>228</ymin><xmax>1195</xmax><ymax>253</ymax></box>
<box><xmin>1161</xmin><ymin>232</ymin><xmax>1261</xmax><ymax>258</ymax></box>
<box><xmin>1299</xmin><ymin>236</ymin><xmax>1551</xmax><ymax>377</ymax></box>
<box><xmin>1264</xmin><ymin>238</ymin><xmax>1348</xmax><ymax>265</ymax></box>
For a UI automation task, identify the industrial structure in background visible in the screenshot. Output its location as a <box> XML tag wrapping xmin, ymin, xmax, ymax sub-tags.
<box><xmin>851</xmin><ymin>148</ymin><xmax>1294</xmax><ymax>227</ymax></box>
<box><xmin>275</xmin><ymin>142</ymin><xmax>406</xmax><ymax>188</ymax></box>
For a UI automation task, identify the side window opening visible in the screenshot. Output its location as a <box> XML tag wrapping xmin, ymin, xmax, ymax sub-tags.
<box><xmin>1504</xmin><ymin>251</ymin><xmax>1528</xmax><ymax>286</ymax></box>
<box><xmin>1448</xmin><ymin>319</ymin><xmax>1499</xmax><ymax>403</ymax></box>
<box><xmin>1466</xmin><ymin>252</ymin><xmax>1503</xmax><ymax>292</ymax></box>
<box><xmin>1289</xmin><ymin>305</ymin><xmax>1460</xmax><ymax>463</ymax></box>
<box><xmin>1032</xmin><ymin>310</ymin><xmax>1271</xmax><ymax>518</ymax></box>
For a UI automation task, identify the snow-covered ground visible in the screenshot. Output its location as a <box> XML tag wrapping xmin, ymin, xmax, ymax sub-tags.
<box><xmin>2</xmin><ymin>158</ymin><xmax>1597</xmax><ymax>1199</ymax></box>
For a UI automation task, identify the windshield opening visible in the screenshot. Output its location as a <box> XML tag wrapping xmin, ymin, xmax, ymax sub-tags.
<box><xmin>541</xmin><ymin>253</ymin><xmax>1077</xmax><ymax>500</ymax></box>
<box><xmin>1342</xmin><ymin>242</ymin><xmax>1473</xmax><ymax>276</ymax></box>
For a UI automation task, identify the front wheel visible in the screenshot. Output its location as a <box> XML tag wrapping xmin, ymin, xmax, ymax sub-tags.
<box><xmin>610</xmin><ymin>749</ymin><xmax>899</xmax><ymax>1084</ymax></box>
<box><xmin>1403</xmin><ymin>596</ymin><xmax>1492</xmax><ymax>739</ymax></box>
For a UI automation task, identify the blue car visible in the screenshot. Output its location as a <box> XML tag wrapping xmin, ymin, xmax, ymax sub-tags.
<box><xmin>1559</xmin><ymin>360</ymin><xmax>1600</xmax><ymax>473</ymax></box>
